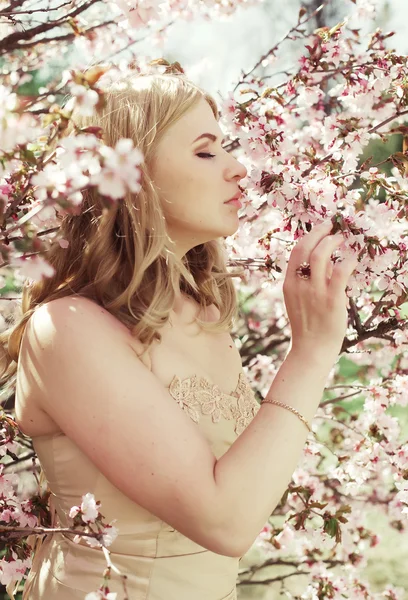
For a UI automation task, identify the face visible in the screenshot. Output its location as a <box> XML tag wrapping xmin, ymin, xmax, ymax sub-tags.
<box><xmin>150</xmin><ymin>97</ymin><xmax>248</xmax><ymax>259</ymax></box>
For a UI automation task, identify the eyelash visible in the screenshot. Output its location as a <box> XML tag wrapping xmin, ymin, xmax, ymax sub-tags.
<box><xmin>197</xmin><ymin>152</ymin><xmax>216</xmax><ymax>159</ymax></box>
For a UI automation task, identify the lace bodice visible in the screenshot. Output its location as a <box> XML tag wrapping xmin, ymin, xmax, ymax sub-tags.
<box><xmin>167</xmin><ymin>370</ymin><xmax>260</xmax><ymax>437</ymax></box>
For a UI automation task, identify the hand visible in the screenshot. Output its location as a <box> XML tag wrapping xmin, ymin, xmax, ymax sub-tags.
<box><xmin>282</xmin><ymin>221</ymin><xmax>359</xmax><ymax>359</ymax></box>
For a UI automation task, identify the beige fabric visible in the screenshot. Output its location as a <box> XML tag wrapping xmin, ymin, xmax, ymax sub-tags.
<box><xmin>21</xmin><ymin>370</ymin><xmax>260</xmax><ymax>599</ymax></box>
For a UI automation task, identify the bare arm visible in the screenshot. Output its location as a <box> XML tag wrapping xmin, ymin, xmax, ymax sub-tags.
<box><xmin>212</xmin><ymin>348</ymin><xmax>332</xmax><ymax>556</ymax></box>
<box><xmin>211</xmin><ymin>221</ymin><xmax>360</xmax><ymax>556</ymax></box>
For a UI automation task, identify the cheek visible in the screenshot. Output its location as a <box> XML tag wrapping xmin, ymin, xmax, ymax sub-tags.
<box><xmin>161</xmin><ymin>167</ymin><xmax>199</xmax><ymax>203</ymax></box>
<box><xmin>155</xmin><ymin>157</ymin><xmax>193</xmax><ymax>194</ymax></box>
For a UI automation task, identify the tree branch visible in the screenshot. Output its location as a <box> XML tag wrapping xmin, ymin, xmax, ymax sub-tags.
<box><xmin>239</xmin><ymin>570</ymin><xmax>310</xmax><ymax>586</ymax></box>
<box><xmin>9</xmin><ymin>18</ymin><xmax>116</xmax><ymax>51</ymax></box>
<box><xmin>341</xmin><ymin>316</ymin><xmax>407</xmax><ymax>352</ymax></box>
<box><xmin>1</xmin><ymin>0</ymin><xmax>26</xmax><ymax>12</ymax></box>
<box><xmin>0</xmin><ymin>0</ymin><xmax>101</xmax><ymax>53</ymax></box>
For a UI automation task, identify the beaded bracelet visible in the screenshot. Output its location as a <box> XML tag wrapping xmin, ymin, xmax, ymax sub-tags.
<box><xmin>261</xmin><ymin>398</ymin><xmax>312</xmax><ymax>433</ymax></box>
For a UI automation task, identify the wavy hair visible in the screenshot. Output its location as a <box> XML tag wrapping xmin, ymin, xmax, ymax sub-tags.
<box><xmin>0</xmin><ymin>67</ymin><xmax>244</xmax><ymax>397</ymax></box>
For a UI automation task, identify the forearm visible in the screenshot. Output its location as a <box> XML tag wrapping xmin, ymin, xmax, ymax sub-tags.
<box><xmin>212</xmin><ymin>348</ymin><xmax>335</xmax><ymax>556</ymax></box>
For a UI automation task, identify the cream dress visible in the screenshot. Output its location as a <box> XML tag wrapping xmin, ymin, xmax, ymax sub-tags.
<box><xmin>18</xmin><ymin>369</ymin><xmax>261</xmax><ymax>600</ymax></box>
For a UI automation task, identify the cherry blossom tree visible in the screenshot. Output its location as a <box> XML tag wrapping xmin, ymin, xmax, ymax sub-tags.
<box><xmin>1</xmin><ymin>0</ymin><xmax>408</xmax><ymax>599</ymax></box>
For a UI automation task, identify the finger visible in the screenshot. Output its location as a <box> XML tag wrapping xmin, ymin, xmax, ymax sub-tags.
<box><xmin>327</xmin><ymin>246</ymin><xmax>344</xmax><ymax>283</ymax></box>
<box><xmin>308</xmin><ymin>233</ymin><xmax>345</xmax><ymax>290</ymax></box>
<box><xmin>287</xmin><ymin>221</ymin><xmax>334</xmax><ymax>273</ymax></box>
<box><xmin>326</xmin><ymin>253</ymin><xmax>337</xmax><ymax>283</ymax></box>
<box><xmin>329</xmin><ymin>242</ymin><xmax>356</xmax><ymax>280</ymax></box>
<box><xmin>329</xmin><ymin>252</ymin><xmax>359</xmax><ymax>295</ymax></box>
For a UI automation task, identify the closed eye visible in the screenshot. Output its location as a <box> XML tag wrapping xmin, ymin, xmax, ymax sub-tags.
<box><xmin>196</xmin><ymin>153</ymin><xmax>215</xmax><ymax>159</ymax></box>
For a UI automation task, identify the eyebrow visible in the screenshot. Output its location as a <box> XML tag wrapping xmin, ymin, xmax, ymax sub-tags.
<box><xmin>192</xmin><ymin>133</ymin><xmax>226</xmax><ymax>145</ymax></box>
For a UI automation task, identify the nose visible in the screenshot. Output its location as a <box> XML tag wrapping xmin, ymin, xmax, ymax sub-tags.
<box><xmin>225</xmin><ymin>154</ymin><xmax>248</xmax><ymax>182</ymax></box>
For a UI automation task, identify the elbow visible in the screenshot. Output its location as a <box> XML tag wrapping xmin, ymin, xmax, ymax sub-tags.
<box><xmin>201</xmin><ymin>490</ymin><xmax>254</xmax><ymax>558</ymax></box>
<box><xmin>211</xmin><ymin>541</ymin><xmax>244</xmax><ymax>559</ymax></box>
<box><xmin>214</xmin><ymin>537</ymin><xmax>252</xmax><ymax>559</ymax></box>
<box><xmin>209</xmin><ymin>523</ymin><xmax>253</xmax><ymax>559</ymax></box>
<box><xmin>226</xmin><ymin>537</ymin><xmax>253</xmax><ymax>559</ymax></box>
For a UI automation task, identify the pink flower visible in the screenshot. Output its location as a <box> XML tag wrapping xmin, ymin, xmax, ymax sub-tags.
<box><xmin>0</xmin><ymin>557</ymin><xmax>31</xmax><ymax>586</ymax></box>
<box><xmin>69</xmin><ymin>505</ymin><xmax>80</xmax><ymax>519</ymax></box>
<box><xmin>113</xmin><ymin>0</ymin><xmax>161</xmax><ymax>28</ymax></box>
<box><xmin>0</xmin><ymin>183</ymin><xmax>12</xmax><ymax>203</ymax></box>
<box><xmin>14</xmin><ymin>256</ymin><xmax>55</xmax><ymax>282</ymax></box>
<box><xmin>68</xmin><ymin>83</ymin><xmax>99</xmax><ymax>117</ymax></box>
<box><xmin>80</xmin><ymin>493</ymin><xmax>99</xmax><ymax>523</ymax></box>
<box><xmin>91</xmin><ymin>138</ymin><xmax>143</xmax><ymax>199</ymax></box>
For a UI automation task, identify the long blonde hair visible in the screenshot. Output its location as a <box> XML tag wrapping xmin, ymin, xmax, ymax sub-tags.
<box><xmin>0</xmin><ymin>68</ymin><xmax>244</xmax><ymax>396</ymax></box>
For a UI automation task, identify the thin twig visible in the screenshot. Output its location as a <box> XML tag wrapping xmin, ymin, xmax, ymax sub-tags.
<box><xmin>0</xmin><ymin>1</ymin><xmax>72</xmax><ymax>15</ymax></box>
<box><xmin>233</xmin><ymin>2</ymin><xmax>328</xmax><ymax>91</ymax></box>
<box><xmin>319</xmin><ymin>390</ymin><xmax>362</xmax><ymax>407</ymax></box>
<box><xmin>9</xmin><ymin>19</ymin><xmax>116</xmax><ymax>51</ymax></box>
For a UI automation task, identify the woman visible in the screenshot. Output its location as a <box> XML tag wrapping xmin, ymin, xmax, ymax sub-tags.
<box><xmin>2</xmin><ymin>68</ymin><xmax>358</xmax><ymax>599</ymax></box>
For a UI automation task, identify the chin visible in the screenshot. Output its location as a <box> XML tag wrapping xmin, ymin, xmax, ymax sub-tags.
<box><xmin>222</xmin><ymin>226</ymin><xmax>240</xmax><ymax>239</ymax></box>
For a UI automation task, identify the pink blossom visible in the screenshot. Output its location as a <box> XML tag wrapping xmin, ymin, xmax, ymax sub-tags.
<box><xmin>14</xmin><ymin>256</ymin><xmax>55</xmax><ymax>282</ymax></box>
<box><xmin>31</xmin><ymin>163</ymin><xmax>69</xmax><ymax>202</ymax></box>
<box><xmin>69</xmin><ymin>505</ymin><xmax>80</xmax><ymax>519</ymax></box>
<box><xmin>114</xmin><ymin>0</ymin><xmax>162</xmax><ymax>28</ymax></box>
<box><xmin>68</xmin><ymin>83</ymin><xmax>99</xmax><ymax>117</ymax></box>
<box><xmin>91</xmin><ymin>168</ymin><xmax>127</xmax><ymax>200</ymax></box>
<box><xmin>80</xmin><ymin>493</ymin><xmax>99</xmax><ymax>523</ymax></box>
<box><xmin>90</xmin><ymin>138</ymin><xmax>143</xmax><ymax>199</ymax></box>
<box><xmin>0</xmin><ymin>557</ymin><xmax>31</xmax><ymax>586</ymax></box>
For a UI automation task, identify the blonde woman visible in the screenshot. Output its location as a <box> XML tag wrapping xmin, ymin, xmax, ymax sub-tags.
<box><xmin>2</xmin><ymin>69</ymin><xmax>358</xmax><ymax>600</ymax></box>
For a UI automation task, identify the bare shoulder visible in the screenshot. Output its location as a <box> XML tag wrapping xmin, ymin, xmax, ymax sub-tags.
<box><xmin>27</xmin><ymin>294</ymin><xmax>148</xmax><ymax>359</ymax></box>
<box><xmin>20</xmin><ymin>294</ymin><xmax>146</xmax><ymax>414</ymax></box>
<box><xmin>29</xmin><ymin>295</ymin><xmax>130</xmax><ymax>340</ymax></box>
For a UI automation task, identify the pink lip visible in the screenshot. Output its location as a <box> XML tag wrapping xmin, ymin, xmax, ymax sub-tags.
<box><xmin>225</xmin><ymin>192</ymin><xmax>243</xmax><ymax>207</ymax></box>
<box><xmin>225</xmin><ymin>198</ymin><xmax>242</xmax><ymax>208</ymax></box>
